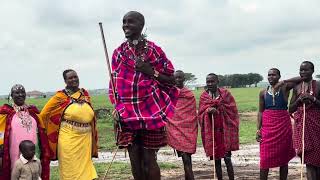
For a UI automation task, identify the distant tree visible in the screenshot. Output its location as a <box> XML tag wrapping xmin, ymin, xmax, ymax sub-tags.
<box><xmin>216</xmin><ymin>73</ymin><xmax>263</xmax><ymax>88</ymax></box>
<box><xmin>316</xmin><ymin>74</ymin><xmax>320</xmax><ymax>79</ymax></box>
<box><xmin>248</xmin><ymin>73</ymin><xmax>263</xmax><ymax>87</ymax></box>
<box><xmin>184</xmin><ymin>72</ymin><xmax>197</xmax><ymax>85</ymax></box>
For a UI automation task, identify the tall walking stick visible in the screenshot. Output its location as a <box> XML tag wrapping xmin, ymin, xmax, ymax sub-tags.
<box><xmin>300</xmin><ymin>103</ymin><xmax>306</xmax><ymax>180</ymax></box>
<box><xmin>99</xmin><ymin>22</ymin><xmax>120</xmax><ymax>180</ymax></box>
<box><xmin>212</xmin><ymin>114</ymin><xmax>216</xmax><ymax>180</ymax></box>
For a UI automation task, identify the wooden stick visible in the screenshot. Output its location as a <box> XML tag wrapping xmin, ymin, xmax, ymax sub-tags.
<box><xmin>103</xmin><ymin>147</ymin><xmax>119</xmax><ymax>180</ymax></box>
<box><xmin>98</xmin><ymin>22</ymin><xmax>117</xmax><ymax>102</ymax></box>
<box><xmin>300</xmin><ymin>103</ymin><xmax>306</xmax><ymax>180</ymax></box>
<box><xmin>99</xmin><ymin>22</ymin><xmax>121</xmax><ymax>179</ymax></box>
<box><xmin>212</xmin><ymin>114</ymin><xmax>216</xmax><ymax>180</ymax></box>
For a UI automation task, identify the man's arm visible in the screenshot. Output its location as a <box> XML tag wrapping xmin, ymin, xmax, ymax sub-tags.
<box><xmin>256</xmin><ymin>90</ymin><xmax>265</xmax><ymax>142</ymax></box>
<box><xmin>274</xmin><ymin>76</ymin><xmax>304</xmax><ymax>91</ymax></box>
<box><xmin>289</xmin><ymin>87</ymin><xmax>301</xmax><ymax>113</ymax></box>
<box><xmin>313</xmin><ymin>81</ymin><xmax>320</xmax><ymax>107</ymax></box>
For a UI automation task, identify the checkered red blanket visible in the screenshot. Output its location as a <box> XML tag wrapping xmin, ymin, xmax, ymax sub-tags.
<box><xmin>167</xmin><ymin>87</ymin><xmax>198</xmax><ymax>154</ymax></box>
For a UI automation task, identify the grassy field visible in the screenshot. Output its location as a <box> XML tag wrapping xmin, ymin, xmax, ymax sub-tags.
<box><xmin>0</xmin><ymin>87</ymin><xmax>261</xmax><ymax>112</ymax></box>
<box><xmin>1</xmin><ymin>87</ymin><xmax>260</xmax><ymax>178</ymax></box>
<box><xmin>50</xmin><ymin>162</ymin><xmax>178</xmax><ymax>180</ymax></box>
<box><xmin>0</xmin><ymin>87</ymin><xmax>260</xmax><ymax>151</ymax></box>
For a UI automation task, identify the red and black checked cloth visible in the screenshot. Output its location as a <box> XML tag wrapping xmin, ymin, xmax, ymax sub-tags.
<box><xmin>293</xmin><ymin>106</ymin><xmax>320</xmax><ymax>166</ymax></box>
<box><xmin>109</xmin><ymin>40</ymin><xmax>179</xmax><ymax>130</ymax></box>
<box><xmin>260</xmin><ymin>110</ymin><xmax>295</xmax><ymax>169</ymax></box>
<box><xmin>116</xmin><ymin>126</ymin><xmax>167</xmax><ymax>149</ymax></box>
<box><xmin>198</xmin><ymin>89</ymin><xmax>240</xmax><ymax>158</ymax></box>
<box><xmin>167</xmin><ymin>87</ymin><xmax>198</xmax><ymax>154</ymax></box>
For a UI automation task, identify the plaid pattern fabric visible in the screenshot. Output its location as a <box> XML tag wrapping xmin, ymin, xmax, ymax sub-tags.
<box><xmin>167</xmin><ymin>87</ymin><xmax>198</xmax><ymax>154</ymax></box>
<box><xmin>293</xmin><ymin>106</ymin><xmax>320</xmax><ymax>166</ymax></box>
<box><xmin>198</xmin><ymin>89</ymin><xmax>240</xmax><ymax>158</ymax></box>
<box><xmin>260</xmin><ymin>110</ymin><xmax>295</xmax><ymax>169</ymax></box>
<box><xmin>109</xmin><ymin>40</ymin><xmax>179</xmax><ymax>130</ymax></box>
<box><xmin>116</xmin><ymin>126</ymin><xmax>167</xmax><ymax>149</ymax></box>
<box><xmin>0</xmin><ymin>104</ymin><xmax>51</xmax><ymax>180</ymax></box>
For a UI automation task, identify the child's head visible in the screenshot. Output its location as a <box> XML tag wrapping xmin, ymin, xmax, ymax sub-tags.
<box><xmin>19</xmin><ymin>140</ymin><xmax>35</xmax><ymax>160</ymax></box>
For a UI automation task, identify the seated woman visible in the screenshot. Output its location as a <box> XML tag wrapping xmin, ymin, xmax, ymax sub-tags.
<box><xmin>41</xmin><ymin>69</ymin><xmax>98</xmax><ymax>180</ymax></box>
<box><xmin>0</xmin><ymin>84</ymin><xmax>50</xmax><ymax>180</ymax></box>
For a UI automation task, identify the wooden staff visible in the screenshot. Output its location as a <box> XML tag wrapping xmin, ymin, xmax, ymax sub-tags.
<box><xmin>300</xmin><ymin>103</ymin><xmax>306</xmax><ymax>180</ymax></box>
<box><xmin>103</xmin><ymin>147</ymin><xmax>119</xmax><ymax>180</ymax></box>
<box><xmin>212</xmin><ymin>113</ymin><xmax>216</xmax><ymax>180</ymax></box>
<box><xmin>99</xmin><ymin>22</ymin><xmax>117</xmax><ymax>102</ymax></box>
<box><xmin>99</xmin><ymin>22</ymin><xmax>120</xmax><ymax>179</ymax></box>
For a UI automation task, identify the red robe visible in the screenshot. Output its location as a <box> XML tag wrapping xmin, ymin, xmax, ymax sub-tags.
<box><xmin>0</xmin><ymin>104</ymin><xmax>50</xmax><ymax>180</ymax></box>
<box><xmin>198</xmin><ymin>88</ymin><xmax>239</xmax><ymax>159</ymax></box>
<box><xmin>167</xmin><ymin>87</ymin><xmax>198</xmax><ymax>154</ymax></box>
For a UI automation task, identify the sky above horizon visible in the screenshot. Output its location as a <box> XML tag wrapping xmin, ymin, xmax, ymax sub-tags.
<box><xmin>1</xmin><ymin>0</ymin><xmax>320</xmax><ymax>95</ymax></box>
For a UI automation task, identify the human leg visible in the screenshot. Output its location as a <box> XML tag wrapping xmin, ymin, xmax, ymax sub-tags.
<box><xmin>180</xmin><ymin>152</ymin><xmax>195</xmax><ymax>180</ymax></box>
<box><xmin>279</xmin><ymin>165</ymin><xmax>288</xmax><ymax>180</ymax></box>
<box><xmin>224</xmin><ymin>151</ymin><xmax>234</xmax><ymax>180</ymax></box>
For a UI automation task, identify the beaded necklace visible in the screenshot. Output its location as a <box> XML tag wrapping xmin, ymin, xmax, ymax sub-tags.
<box><xmin>301</xmin><ymin>80</ymin><xmax>313</xmax><ymax>95</ymax></box>
<box><xmin>267</xmin><ymin>86</ymin><xmax>280</xmax><ymax>106</ymax></box>
<box><xmin>13</xmin><ymin>104</ymin><xmax>33</xmax><ymax>133</ymax></box>
<box><xmin>127</xmin><ymin>36</ymin><xmax>149</xmax><ymax>62</ymax></box>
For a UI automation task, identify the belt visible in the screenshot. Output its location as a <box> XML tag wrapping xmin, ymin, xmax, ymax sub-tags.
<box><xmin>63</xmin><ymin>119</ymin><xmax>90</xmax><ymax>127</ymax></box>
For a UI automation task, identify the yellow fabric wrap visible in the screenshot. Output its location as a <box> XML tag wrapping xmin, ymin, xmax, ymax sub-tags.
<box><xmin>0</xmin><ymin>114</ymin><xmax>7</xmax><ymax>145</ymax></box>
<box><xmin>40</xmin><ymin>89</ymin><xmax>98</xmax><ymax>160</ymax></box>
<box><xmin>63</xmin><ymin>103</ymin><xmax>94</xmax><ymax>123</ymax></box>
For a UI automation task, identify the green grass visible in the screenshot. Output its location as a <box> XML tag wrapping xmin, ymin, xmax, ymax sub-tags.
<box><xmin>197</xmin><ymin>116</ymin><xmax>257</xmax><ymax>146</ymax></box>
<box><xmin>0</xmin><ymin>87</ymin><xmax>260</xmax><ymax>150</ymax></box>
<box><xmin>239</xmin><ymin>119</ymin><xmax>256</xmax><ymax>144</ymax></box>
<box><xmin>50</xmin><ymin>162</ymin><xmax>178</xmax><ymax>180</ymax></box>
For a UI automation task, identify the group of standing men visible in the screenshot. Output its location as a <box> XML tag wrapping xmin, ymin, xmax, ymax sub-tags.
<box><xmin>110</xmin><ymin>11</ymin><xmax>320</xmax><ymax>180</ymax></box>
<box><xmin>109</xmin><ymin>11</ymin><xmax>240</xmax><ymax>180</ymax></box>
<box><xmin>258</xmin><ymin>61</ymin><xmax>320</xmax><ymax>180</ymax></box>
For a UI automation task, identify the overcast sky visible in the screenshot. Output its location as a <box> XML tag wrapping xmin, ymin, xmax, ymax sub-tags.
<box><xmin>1</xmin><ymin>0</ymin><xmax>320</xmax><ymax>95</ymax></box>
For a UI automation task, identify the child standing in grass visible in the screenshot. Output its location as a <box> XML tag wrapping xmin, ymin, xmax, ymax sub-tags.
<box><xmin>11</xmin><ymin>140</ymin><xmax>42</xmax><ymax>180</ymax></box>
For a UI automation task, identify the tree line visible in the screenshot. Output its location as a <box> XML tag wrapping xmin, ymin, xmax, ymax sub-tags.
<box><xmin>185</xmin><ymin>72</ymin><xmax>263</xmax><ymax>88</ymax></box>
<box><xmin>218</xmin><ymin>73</ymin><xmax>263</xmax><ymax>88</ymax></box>
<box><xmin>185</xmin><ymin>73</ymin><xmax>320</xmax><ymax>88</ymax></box>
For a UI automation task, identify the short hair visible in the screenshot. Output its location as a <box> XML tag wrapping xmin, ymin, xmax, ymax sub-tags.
<box><xmin>63</xmin><ymin>69</ymin><xmax>75</xmax><ymax>80</ymax></box>
<box><xmin>301</xmin><ymin>61</ymin><xmax>314</xmax><ymax>71</ymax></box>
<box><xmin>125</xmin><ymin>11</ymin><xmax>145</xmax><ymax>27</ymax></box>
<box><xmin>269</xmin><ymin>68</ymin><xmax>281</xmax><ymax>76</ymax></box>
<box><xmin>11</xmin><ymin>84</ymin><xmax>25</xmax><ymax>93</ymax></box>
<box><xmin>19</xmin><ymin>140</ymin><xmax>35</xmax><ymax>152</ymax></box>
<box><xmin>207</xmin><ymin>73</ymin><xmax>218</xmax><ymax>79</ymax></box>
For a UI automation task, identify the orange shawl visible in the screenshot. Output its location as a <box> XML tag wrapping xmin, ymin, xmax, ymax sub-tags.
<box><xmin>40</xmin><ymin>89</ymin><xmax>98</xmax><ymax>160</ymax></box>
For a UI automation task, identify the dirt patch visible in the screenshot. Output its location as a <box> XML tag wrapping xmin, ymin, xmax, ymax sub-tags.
<box><xmin>240</xmin><ymin>112</ymin><xmax>256</xmax><ymax>121</ymax></box>
<box><xmin>161</xmin><ymin>163</ymin><xmax>302</xmax><ymax>179</ymax></box>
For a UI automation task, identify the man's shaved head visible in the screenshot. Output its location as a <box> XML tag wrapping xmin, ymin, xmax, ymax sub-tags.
<box><xmin>124</xmin><ymin>11</ymin><xmax>145</xmax><ymax>27</ymax></box>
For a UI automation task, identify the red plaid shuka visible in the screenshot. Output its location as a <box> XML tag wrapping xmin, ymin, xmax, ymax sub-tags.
<box><xmin>0</xmin><ymin>104</ymin><xmax>50</xmax><ymax>180</ymax></box>
<box><xmin>260</xmin><ymin>110</ymin><xmax>295</xmax><ymax>169</ymax></box>
<box><xmin>116</xmin><ymin>126</ymin><xmax>167</xmax><ymax>149</ymax></box>
<box><xmin>199</xmin><ymin>89</ymin><xmax>239</xmax><ymax>159</ymax></box>
<box><xmin>109</xmin><ymin>40</ymin><xmax>179</xmax><ymax>130</ymax></box>
<box><xmin>292</xmin><ymin>80</ymin><xmax>320</xmax><ymax>166</ymax></box>
<box><xmin>167</xmin><ymin>87</ymin><xmax>198</xmax><ymax>154</ymax></box>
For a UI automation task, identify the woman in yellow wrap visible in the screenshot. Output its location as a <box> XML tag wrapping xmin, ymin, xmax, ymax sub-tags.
<box><xmin>41</xmin><ymin>69</ymin><xmax>98</xmax><ymax>180</ymax></box>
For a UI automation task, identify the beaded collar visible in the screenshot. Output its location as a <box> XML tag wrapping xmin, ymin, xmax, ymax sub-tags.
<box><xmin>13</xmin><ymin>103</ymin><xmax>33</xmax><ymax>133</ymax></box>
